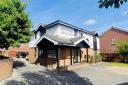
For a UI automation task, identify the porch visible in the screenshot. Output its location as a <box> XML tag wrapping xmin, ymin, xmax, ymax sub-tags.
<box><xmin>34</xmin><ymin>34</ymin><xmax>91</xmax><ymax>70</ymax></box>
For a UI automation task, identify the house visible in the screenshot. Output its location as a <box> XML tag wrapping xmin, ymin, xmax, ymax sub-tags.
<box><xmin>8</xmin><ymin>43</ymin><xmax>29</xmax><ymax>58</ymax></box>
<box><xmin>100</xmin><ymin>27</ymin><xmax>128</xmax><ymax>61</ymax></box>
<box><xmin>29</xmin><ymin>20</ymin><xmax>100</xmax><ymax>69</ymax></box>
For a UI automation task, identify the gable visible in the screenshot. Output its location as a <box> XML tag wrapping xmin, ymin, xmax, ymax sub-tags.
<box><xmin>111</xmin><ymin>28</ymin><xmax>128</xmax><ymax>35</ymax></box>
<box><xmin>42</xmin><ymin>20</ymin><xmax>96</xmax><ymax>35</ymax></box>
<box><xmin>101</xmin><ymin>27</ymin><xmax>128</xmax><ymax>38</ymax></box>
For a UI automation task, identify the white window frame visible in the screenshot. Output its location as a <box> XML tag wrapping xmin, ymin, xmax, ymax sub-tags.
<box><xmin>112</xmin><ymin>38</ymin><xmax>116</xmax><ymax>45</ymax></box>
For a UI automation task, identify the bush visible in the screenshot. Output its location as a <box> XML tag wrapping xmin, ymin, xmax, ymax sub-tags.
<box><xmin>81</xmin><ymin>59</ymin><xmax>86</xmax><ymax>63</ymax></box>
<box><xmin>90</xmin><ymin>56</ymin><xmax>94</xmax><ymax>64</ymax></box>
<box><xmin>95</xmin><ymin>54</ymin><xmax>102</xmax><ymax>62</ymax></box>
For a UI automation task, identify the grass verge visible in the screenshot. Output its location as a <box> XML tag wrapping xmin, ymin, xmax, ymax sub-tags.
<box><xmin>109</xmin><ymin>62</ymin><xmax>128</xmax><ymax>67</ymax></box>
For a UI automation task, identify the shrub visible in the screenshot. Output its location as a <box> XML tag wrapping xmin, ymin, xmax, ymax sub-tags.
<box><xmin>81</xmin><ymin>59</ymin><xmax>86</xmax><ymax>63</ymax></box>
<box><xmin>95</xmin><ymin>53</ymin><xmax>102</xmax><ymax>62</ymax></box>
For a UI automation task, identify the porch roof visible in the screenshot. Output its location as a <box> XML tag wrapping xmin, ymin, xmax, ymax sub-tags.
<box><xmin>34</xmin><ymin>34</ymin><xmax>92</xmax><ymax>47</ymax></box>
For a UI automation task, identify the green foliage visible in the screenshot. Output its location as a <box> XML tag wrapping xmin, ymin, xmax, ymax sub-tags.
<box><xmin>98</xmin><ymin>0</ymin><xmax>128</xmax><ymax>8</ymax></box>
<box><xmin>116</xmin><ymin>40</ymin><xmax>128</xmax><ymax>62</ymax></box>
<box><xmin>109</xmin><ymin>62</ymin><xmax>128</xmax><ymax>67</ymax></box>
<box><xmin>0</xmin><ymin>0</ymin><xmax>32</xmax><ymax>49</ymax></box>
<box><xmin>116</xmin><ymin>39</ymin><xmax>128</xmax><ymax>53</ymax></box>
<box><xmin>95</xmin><ymin>53</ymin><xmax>102</xmax><ymax>62</ymax></box>
<box><xmin>81</xmin><ymin>59</ymin><xmax>86</xmax><ymax>63</ymax></box>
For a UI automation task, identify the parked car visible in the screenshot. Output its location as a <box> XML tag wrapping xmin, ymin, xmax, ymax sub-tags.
<box><xmin>16</xmin><ymin>52</ymin><xmax>28</xmax><ymax>58</ymax></box>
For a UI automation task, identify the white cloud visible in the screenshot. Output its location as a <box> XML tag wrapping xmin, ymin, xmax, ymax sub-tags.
<box><xmin>84</xmin><ymin>19</ymin><xmax>96</xmax><ymax>25</ymax></box>
<box><xmin>123</xmin><ymin>10</ymin><xmax>128</xmax><ymax>15</ymax></box>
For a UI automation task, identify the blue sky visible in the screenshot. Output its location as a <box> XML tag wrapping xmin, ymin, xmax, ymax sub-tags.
<box><xmin>26</xmin><ymin>0</ymin><xmax>128</xmax><ymax>33</ymax></box>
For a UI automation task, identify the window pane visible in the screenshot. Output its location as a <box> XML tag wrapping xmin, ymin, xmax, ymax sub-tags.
<box><xmin>112</xmin><ymin>38</ymin><xmax>116</xmax><ymax>45</ymax></box>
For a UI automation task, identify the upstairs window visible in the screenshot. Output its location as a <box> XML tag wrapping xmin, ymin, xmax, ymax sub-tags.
<box><xmin>81</xmin><ymin>33</ymin><xmax>83</xmax><ymax>36</ymax></box>
<box><xmin>112</xmin><ymin>38</ymin><xmax>116</xmax><ymax>45</ymax></box>
<box><xmin>40</xmin><ymin>29</ymin><xmax>46</xmax><ymax>36</ymax></box>
<box><xmin>86</xmin><ymin>38</ymin><xmax>89</xmax><ymax>41</ymax></box>
<box><xmin>74</xmin><ymin>30</ymin><xmax>77</xmax><ymax>37</ymax></box>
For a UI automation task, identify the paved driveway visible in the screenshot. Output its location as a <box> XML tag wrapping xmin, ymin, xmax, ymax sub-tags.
<box><xmin>1</xmin><ymin>59</ymin><xmax>128</xmax><ymax>85</ymax></box>
<box><xmin>73</xmin><ymin>64</ymin><xmax>128</xmax><ymax>85</ymax></box>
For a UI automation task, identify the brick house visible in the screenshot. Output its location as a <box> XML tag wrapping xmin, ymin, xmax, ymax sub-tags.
<box><xmin>8</xmin><ymin>43</ymin><xmax>29</xmax><ymax>57</ymax></box>
<box><xmin>100</xmin><ymin>27</ymin><xmax>128</xmax><ymax>61</ymax></box>
<box><xmin>29</xmin><ymin>20</ymin><xmax>100</xmax><ymax>69</ymax></box>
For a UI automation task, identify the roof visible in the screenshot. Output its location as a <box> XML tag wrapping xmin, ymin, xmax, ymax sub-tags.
<box><xmin>112</xmin><ymin>27</ymin><xmax>128</xmax><ymax>33</ymax></box>
<box><xmin>100</xmin><ymin>26</ymin><xmax>128</xmax><ymax>37</ymax></box>
<box><xmin>44</xmin><ymin>34</ymin><xmax>73</xmax><ymax>45</ymax></box>
<box><xmin>33</xmin><ymin>23</ymin><xmax>45</xmax><ymax>32</ymax></box>
<box><xmin>34</xmin><ymin>20</ymin><xmax>97</xmax><ymax>36</ymax></box>
<box><xmin>34</xmin><ymin>34</ymin><xmax>92</xmax><ymax>47</ymax></box>
<box><xmin>9</xmin><ymin>43</ymin><xmax>29</xmax><ymax>51</ymax></box>
<box><xmin>70</xmin><ymin>37</ymin><xmax>84</xmax><ymax>43</ymax></box>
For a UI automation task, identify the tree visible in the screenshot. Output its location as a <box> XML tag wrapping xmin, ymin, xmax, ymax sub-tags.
<box><xmin>0</xmin><ymin>0</ymin><xmax>32</xmax><ymax>49</ymax></box>
<box><xmin>116</xmin><ymin>39</ymin><xmax>128</xmax><ymax>62</ymax></box>
<box><xmin>98</xmin><ymin>0</ymin><xmax>128</xmax><ymax>8</ymax></box>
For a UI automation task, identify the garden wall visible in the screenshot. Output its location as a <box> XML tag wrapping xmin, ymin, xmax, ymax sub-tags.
<box><xmin>0</xmin><ymin>58</ymin><xmax>13</xmax><ymax>80</ymax></box>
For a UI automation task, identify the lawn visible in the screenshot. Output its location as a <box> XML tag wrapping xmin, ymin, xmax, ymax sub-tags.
<box><xmin>109</xmin><ymin>62</ymin><xmax>128</xmax><ymax>67</ymax></box>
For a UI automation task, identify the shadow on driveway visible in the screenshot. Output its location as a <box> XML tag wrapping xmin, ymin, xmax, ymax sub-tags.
<box><xmin>117</xmin><ymin>82</ymin><xmax>128</xmax><ymax>85</ymax></box>
<box><xmin>5</xmin><ymin>70</ymin><xmax>93</xmax><ymax>85</ymax></box>
<box><xmin>13</xmin><ymin>60</ymin><xmax>26</xmax><ymax>69</ymax></box>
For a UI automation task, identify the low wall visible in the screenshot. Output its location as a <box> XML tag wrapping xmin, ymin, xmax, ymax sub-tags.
<box><xmin>0</xmin><ymin>58</ymin><xmax>13</xmax><ymax>80</ymax></box>
<box><xmin>101</xmin><ymin>53</ymin><xmax>122</xmax><ymax>62</ymax></box>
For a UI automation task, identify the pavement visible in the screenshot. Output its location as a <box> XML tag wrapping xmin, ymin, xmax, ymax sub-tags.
<box><xmin>0</xmin><ymin>58</ymin><xmax>128</xmax><ymax>85</ymax></box>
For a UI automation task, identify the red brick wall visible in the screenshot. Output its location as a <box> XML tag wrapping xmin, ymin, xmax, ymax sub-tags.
<box><xmin>8</xmin><ymin>51</ymin><xmax>17</xmax><ymax>57</ymax></box>
<box><xmin>100</xmin><ymin>28</ymin><xmax>128</xmax><ymax>53</ymax></box>
<box><xmin>28</xmin><ymin>47</ymin><xmax>38</xmax><ymax>63</ymax></box>
<box><xmin>0</xmin><ymin>59</ymin><xmax>13</xmax><ymax>80</ymax></box>
<box><xmin>29</xmin><ymin>47</ymin><xmax>99</xmax><ymax>67</ymax></box>
<box><xmin>8</xmin><ymin>43</ymin><xmax>29</xmax><ymax>57</ymax></box>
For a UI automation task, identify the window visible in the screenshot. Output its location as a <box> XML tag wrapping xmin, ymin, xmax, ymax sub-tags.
<box><xmin>81</xmin><ymin>33</ymin><xmax>83</xmax><ymax>36</ymax></box>
<box><xmin>47</xmin><ymin>49</ymin><xmax>56</xmax><ymax>58</ymax></box>
<box><xmin>112</xmin><ymin>38</ymin><xmax>116</xmax><ymax>45</ymax></box>
<box><xmin>86</xmin><ymin>38</ymin><xmax>89</xmax><ymax>41</ymax></box>
<box><xmin>75</xmin><ymin>30</ymin><xmax>77</xmax><ymax>37</ymax></box>
<box><xmin>40</xmin><ymin>29</ymin><xmax>46</xmax><ymax>36</ymax></box>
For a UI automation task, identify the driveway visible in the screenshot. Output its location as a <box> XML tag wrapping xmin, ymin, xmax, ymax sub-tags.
<box><xmin>0</xmin><ymin>58</ymin><xmax>128</xmax><ymax>85</ymax></box>
<box><xmin>73</xmin><ymin>64</ymin><xmax>128</xmax><ymax>85</ymax></box>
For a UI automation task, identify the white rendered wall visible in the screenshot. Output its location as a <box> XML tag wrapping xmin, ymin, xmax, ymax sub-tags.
<box><xmin>46</xmin><ymin>25</ymin><xmax>75</xmax><ymax>38</ymax></box>
<box><xmin>46</xmin><ymin>25</ymin><xmax>60</xmax><ymax>36</ymax></box>
<box><xmin>29</xmin><ymin>31</ymin><xmax>41</xmax><ymax>47</ymax></box>
<box><xmin>29</xmin><ymin>24</ymin><xmax>100</xmax><ymax>50</ymax></box>
<box><xmin>82</xmin><ymin>33</ymin><xmax>94</xmax><ymax>48</ymax></box>
<box><xmin>58</xmin><ymin>25</ymin><xmax>75</xmax><ymax>38</ymax></box>
<box><xmin>97</xmin><ymin>37</ymin><xmax>100</xmax><ymax>50</ymax></box>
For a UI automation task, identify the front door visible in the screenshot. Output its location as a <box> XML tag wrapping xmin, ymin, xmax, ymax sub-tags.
<box><xmin>73</xmin><ymin>48</ymin><xmax>78</xmax><ymax>63</ymax></box>
<box><xmin>38</xmin><ymin>48</ymin><xmax>47</xmax><ymax>66</ymax></box>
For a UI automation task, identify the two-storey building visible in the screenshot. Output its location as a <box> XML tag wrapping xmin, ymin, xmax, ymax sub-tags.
<box><xmin>100</xmin><ymin>27</ymin><xmax>128</xmax><ymax>61</ymax></box>
<box><xmin>29</xmin><ymin>20</ymin><xmax>100</xmax><ymax>69</ymax></box>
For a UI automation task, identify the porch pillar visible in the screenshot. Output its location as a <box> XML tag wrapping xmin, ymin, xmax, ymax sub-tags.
<box><xmin>56</xmin><ymin>47</ymin><xmax>60</xmax><ymax>71</ymax></box>
<box><xmin>35</xmin><ymin>47</ymin><xmax>39</xmax><ymax>63</ymax></box>
<box><xmin>76</xmin><ymin>48</ymin><xmax>78</xmax><ymax>63</ymax></box>
<box><xmin>70</xmin><ymin>47</ymin><xmax>72</xmax><ymax>65</ymax></box>
<box><xmin>86</xmin><ymin>48</ymin><xmax>89</xmax><ymax>63</ymax></box>
<box><xmin>79</xmin><ymin>48</ymin><xmax>82</xmax><ymax>62</ymax></box>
